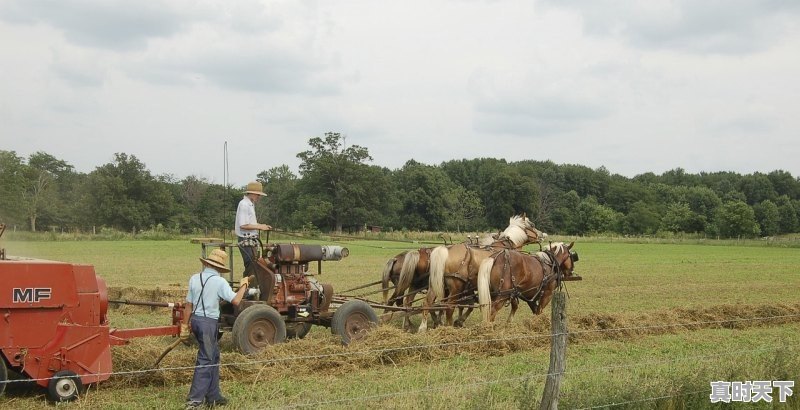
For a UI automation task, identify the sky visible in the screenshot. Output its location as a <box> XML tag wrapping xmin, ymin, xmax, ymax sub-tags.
<box><xmin>1</xmin><ymin>0</ymin><xmax>799</xmax><ymax>186</ymax></box>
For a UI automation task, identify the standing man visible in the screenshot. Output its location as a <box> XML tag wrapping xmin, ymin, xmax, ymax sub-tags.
<box><xmin>235</xmin><ymin>181</ymin><xmax>271</xmax><ymax>273</ymax></box>
<box><xmin>182</xmin><ymin>249</ymin><xmax>250</xmax><ymax>408</ymax></box>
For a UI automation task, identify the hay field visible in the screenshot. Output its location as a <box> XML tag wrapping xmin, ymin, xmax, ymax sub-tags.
<box><xmin>2</xmin><ymin>238</ymin><xmax>799</xmax><ymax>409</ymax></box>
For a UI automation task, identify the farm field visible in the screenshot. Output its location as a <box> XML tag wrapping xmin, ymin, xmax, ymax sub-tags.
<box><xmin>1</xmin><ymin>238</ymin><xmax>799</xmax><ymax>409</ymax></box>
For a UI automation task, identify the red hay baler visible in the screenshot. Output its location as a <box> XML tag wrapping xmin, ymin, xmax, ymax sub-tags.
<box><xmin>0</xmin><ymin>257</ymin><xmax>184</xmax><ymax>402</ymax></box>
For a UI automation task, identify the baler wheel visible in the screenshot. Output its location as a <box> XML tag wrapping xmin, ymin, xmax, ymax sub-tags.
<box><xmin>47</xmin><ymin>370</ymin><xmax>82</xmax><ymax>402</ymax></box>
<box><xmin>331</xmin><ymin>300</ymin><xmax>379</xmax><ymax>345</ymax></box>
<box><xmin>232</xmin><ymin>305</ymin><xmax>286</xmax><ymax>355</ymax></box>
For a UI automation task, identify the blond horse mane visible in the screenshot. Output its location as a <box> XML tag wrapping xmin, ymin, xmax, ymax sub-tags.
<box><xmin>496</xmin><ymin>214</ymin><xmax>533</xmax><ymax>248</ymax></box>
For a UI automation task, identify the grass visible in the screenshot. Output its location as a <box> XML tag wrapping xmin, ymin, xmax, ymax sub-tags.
<box><xmin>1</xmin><ymin>238</ymin><xmax>799</xmax><ymax>408</ymax></box>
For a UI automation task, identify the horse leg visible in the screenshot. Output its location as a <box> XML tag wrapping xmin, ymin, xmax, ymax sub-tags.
<box><xmin>418</xmin><ymin>291</ymin><xmax>436</xmax><ymax>332</ymax></box>
<box><xmin>506</xmin><ymin>298</ymin><xmax>518</xmax><ymax>324</ymax></box>
<box><xmin>402</xmin><ymin>292</ymin><xmax>414</xmax><ymax>331</ymax></box>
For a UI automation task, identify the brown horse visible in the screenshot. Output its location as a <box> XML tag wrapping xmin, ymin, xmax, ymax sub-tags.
<box><xmin>418</xmin><ymin>214</ymin><xmax>545</xmax><ymax>332</ymax></box>
<box><xmin>381</xmin><ymin>248</ymin><xmax>433</xmax><ymax>329</ymax></box>
<box><xmin>477</xmin><ymin>242</ymin><xmax>577</xmax><ymax>323</ymax></box>
<box><xmin>381</xmin><ymin>232</ymin><xmax>498</xmax><ymax>329</ymax></box>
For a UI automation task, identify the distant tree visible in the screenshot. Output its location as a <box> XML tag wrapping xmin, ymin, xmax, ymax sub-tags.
<box><xmin>80</xmin><ymin>153</ymin><xmax>174</xmax><ymax>231</ymax></box>
<box><xmin>661</xmin><ymin>202</ymin><xmax>706</xmax><ymax>233</ymax></box>
<box><xmin>444</xmin><ymin>186</ymin><xmax>486</xmax><ymax>232</ymax></box>
<box><xmin>258</xmin><ymin>165</ymin><xmax>299</xmax><ymax>229</ymax></box>
<box><xmin>753</xmin><ymin>199</ymin><xmax>780</xmax><ymax>237</ymax></box>
<box><xmin>21</xmin><ymin>152</ymin><xmax>73</xmax><ymax>231</ymax></box>
<box><xmin>767</xmin><ymin>170</ymin><xmax>799</xmax><ymax>199</ymax></box>
<box><xmin>0</xmin><ymin>151</ymin><xmax>27</xmax><ymax>226</ymax></box>
<box><xmin>775</xmin><ymin>195</ymin><xmax>798</xmax><ymax>234</ymax></box>
<box><xmin>295</xmin><ymin>133</ymin><xmax>387</xmax><ymax>232</ymax></box>
<box><xmin>713</xmin><ymin>200</ymin><xmax>761</xmax><ymax>238</ymax></box>
<box><xmin>551</xmin><ymin>190</ymin><xmax>581</xmax><ymax>234</ymax></box>
<box><xmin>622</xmin><ymin>201</ymin><xmax>661</xmax><ymax>235</ymax></box>
<box><xmin>393</xmin><ymin>160</ymin><xmax>459</xmax><ymax>231</ymax></box>
<box><xmin>576</xmin><ymin>196</ymin><xmax>621</xmax><ymax>235</ymax></box>
<box><xmin>738</xmin><ymin>173</ymin><xmax>777</xmax><ymax>205</ymax></box>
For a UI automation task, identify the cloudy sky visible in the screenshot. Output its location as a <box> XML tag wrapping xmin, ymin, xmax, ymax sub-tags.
<box><xmin>1</xmin><ymin>0</ymin><xmax>799</xmax><ymax>185</ymax></box>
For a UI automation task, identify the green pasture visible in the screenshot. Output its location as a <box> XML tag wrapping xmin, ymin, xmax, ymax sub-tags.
<box><xmin>1</xmin><ymin>239</ymin><xmax>799</xmax><ymax>409</ymax></box>
<box><xmin>5</xmin><ymin>238</ymin><xmax>800</xmax><ymax>316</ymax></box>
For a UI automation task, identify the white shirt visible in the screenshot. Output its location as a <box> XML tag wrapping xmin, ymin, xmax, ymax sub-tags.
<box><xmin>235</xmin><ymin>196</ymin><xmax>258</xmax><ymax>237</ymax></box>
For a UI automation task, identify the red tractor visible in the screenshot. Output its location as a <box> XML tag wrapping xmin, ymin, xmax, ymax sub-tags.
<box><xmin>194</xmin><ymin>239</ymin><xmax>379</xmax><ymax>354</ymax></box>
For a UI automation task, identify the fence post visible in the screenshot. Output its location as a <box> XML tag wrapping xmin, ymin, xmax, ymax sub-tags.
<box><xmin>540</xmin><ymin>291</ymin><xmax>567</xmax><ymax>410</ymax></box>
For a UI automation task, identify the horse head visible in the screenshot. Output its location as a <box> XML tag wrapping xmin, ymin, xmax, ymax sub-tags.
<box><xmin>547</xmin><ymin>242</ymin><xmax>577</xmax><ymax>279</ymax></box>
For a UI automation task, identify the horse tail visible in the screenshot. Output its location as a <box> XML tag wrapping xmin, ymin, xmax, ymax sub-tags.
<box><xmin>428</xmin><ymin>246</ymin><xmax>448</xmax><ymax>300</ymax></box>
<box><xmin>381</xmin><ymin>256</ymin><xmax>397</xmax><ymax>304</ymax></box>
<box><xmin>397</xmin><ymin>250</ymin><xmax>419</xmax><ymax>295</ymax></box>
<box><xmin>478</xmin><ymin>256</ymin><xmax>495</xmax><ymax>323</ymax></box>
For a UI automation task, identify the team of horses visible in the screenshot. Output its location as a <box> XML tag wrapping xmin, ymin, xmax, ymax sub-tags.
<box><xmin>380</xmin><ymin>214</ymin><xmax>580</xmax><ymax>331</ymax></box>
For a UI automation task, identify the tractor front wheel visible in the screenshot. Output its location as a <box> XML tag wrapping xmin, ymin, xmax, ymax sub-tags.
<box><xmin>232</xmin><ymin>305</ymin><xmax>286</xmax><ymax>355</ymax></box>
<box><xmin>47</xmin><ymin>370</ymin><xmax>82</xmax><ymax>402</ymax></box>
<box><xmin>331</xmin><ymin>300</ymin><xmax>379</xmax><ymax>345</ymax></box>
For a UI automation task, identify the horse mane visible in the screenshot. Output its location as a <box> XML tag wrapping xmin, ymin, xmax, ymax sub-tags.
<box><xmin>534</xmin><ymin>242</ymin><xmax>566</xmax><ymax>262</ymax></box>
<box><xmin>477</xmin><ymin>233</ymin><xmax>497</xmax><ymax>246</ymax></box>
<box><xmin>548</xmin><ymin>242</ymin><xmax>567</xmax><ymax>255</ymax></box>
<box><xmin>496</xmin><ymin>214</ymin><xmax>532</xmax><ymax>247</ymax></box>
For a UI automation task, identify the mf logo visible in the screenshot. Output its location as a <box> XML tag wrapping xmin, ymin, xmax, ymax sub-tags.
<box><xmin>12</xmin><ymin>288</ymin><xmax>52</xmax><ymax>303</ymax></box>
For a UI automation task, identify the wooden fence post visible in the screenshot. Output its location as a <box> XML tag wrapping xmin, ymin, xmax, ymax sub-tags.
<box><xmin>540</xmin><ymin>291</ymin><xmax>567</xmax><ymax>410</ymax></box>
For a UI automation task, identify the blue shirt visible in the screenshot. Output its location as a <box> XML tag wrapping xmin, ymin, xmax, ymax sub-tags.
<box><xmin>186</xmin><ymin>267</ymin><xmax>237</xmax><ymax>319</ymax></box>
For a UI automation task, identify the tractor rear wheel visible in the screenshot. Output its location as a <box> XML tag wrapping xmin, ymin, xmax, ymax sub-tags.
<box><xmin>285</xmin><ymin>322</ymin><xmax>313</xmax><ymax>339</ymax></box>
<box><xmin>47</xmin><ymin>370</ymin><xmax>82</xmax><ymax>402</ymax></box>
<box><xmin>331</xmin><ymin>300</ymin><xmax>379</xmax><ymax>345</ymax></box>
<box><xmin>232</xmin><ymin>305</ymin><xmax>286</xmax><ymax>355</ymax></box>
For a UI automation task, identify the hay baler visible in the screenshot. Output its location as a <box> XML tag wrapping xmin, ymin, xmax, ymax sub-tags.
<box><xmin>0</xmin><ymin>257</ymin><xmax>184</xmax><ymax>401</ymax></box>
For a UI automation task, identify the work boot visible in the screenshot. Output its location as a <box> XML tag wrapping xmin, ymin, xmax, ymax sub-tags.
<box><xmin>207</xmin><ymin>396</ymin><xmax>229</xmax><ymax>407</ymax></box>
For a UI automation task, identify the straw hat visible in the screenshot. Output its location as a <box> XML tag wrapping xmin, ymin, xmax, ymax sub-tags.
<box><xmin>200</xmin><ymin>249</ymin><xmax>231</xmax><ymax>273</ymax></box>
<box><xmin>244</xmin><ymin>181</ymin><xmax>267</xmax><ymax>196</ymax></box>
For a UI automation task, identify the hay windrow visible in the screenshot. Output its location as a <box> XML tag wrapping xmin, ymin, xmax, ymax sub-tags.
<box><xmin>105</xmin><ymin>301</ymin><xmax>800</xmax><ymax>388</ymax></box>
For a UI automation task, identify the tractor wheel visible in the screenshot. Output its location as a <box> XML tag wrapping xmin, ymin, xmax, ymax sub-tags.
<box><xmin>0</xmin><ymin>359</ymin><xmax>7</xmax><ymax>397</ymax></box>
<box><xmin>285</xmin><ymin>322</ymin><xmax>313</xmax><ymax>339</ymax></box>
<box><xmin>232</xmin><ymin>305</ymin><xmax>286</xmax><ymax>355</ymax></box>
<box><xmin>47</xmin><ymin>370</ymin><xmax>82</xmax><ymax>402</ymax></box>
<box><xmin>331</xmin><ymin>300</ymin><xmax>379</xmax><ymax>345</ymax></box>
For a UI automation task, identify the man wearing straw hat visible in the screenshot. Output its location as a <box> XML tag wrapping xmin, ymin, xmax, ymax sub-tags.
<box><xmin>183</xmin><ymin>249</ymin><xmax>250</xmax><ymax>408</ymax></box>
<box><xmin>235</xmin><ymin>181</ymin><xmax>272</xmax><ymax>273</ymax></box>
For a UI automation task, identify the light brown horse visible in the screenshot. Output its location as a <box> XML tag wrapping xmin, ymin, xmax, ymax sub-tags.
<box><xmin>477</xmin><ymin>242</ymin><xmax>577</xmax><ymax>323</ymax></box>
<box><xmin>381</xmin><ymin>248</ymin><xmax>433</xmax><ymax>329</ymax></box>
<box><xmin>381</xmin><ymin>232</ymin><xmax>498</xmax><ymax>330</ymax></box>
<box><xmin>418</xmin><ymin>214</ymin><xmax>545</xmax><ymax>332</ymax></box>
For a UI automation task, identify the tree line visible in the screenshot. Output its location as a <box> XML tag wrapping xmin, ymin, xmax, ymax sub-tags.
<box><xmin>2</xmin><ymin>132</ymin><xmax>799</xmax><ymax>238</ymax></box>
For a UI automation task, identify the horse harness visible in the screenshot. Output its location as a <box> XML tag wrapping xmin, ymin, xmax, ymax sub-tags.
<box><xmin>496</xmin><ymin>248</ymin><xmax>563</xmax><ymax>308</ymax></box>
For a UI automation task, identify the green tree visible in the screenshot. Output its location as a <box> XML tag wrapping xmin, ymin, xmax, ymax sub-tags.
<box><xmin>661</xmin><ymin>202</ymin><xmax>706</xmax><ymax>233</ymax></box>
<box><xmin>393</xmin><ymin>160</ymin><xmax>458</xmax><ymax>231</ymax></box>
<box><xmin>295</xmin><ymin>133</ymin><xmax>387</xmax><ymax>232</ymax></box>
<box><xmin>80</xmin><ymin>153</ymin><xmax>174</xmax><ymax>231</ymax></box>
<box><xmin>713</xmin><ymin>200</ymin><xmax>761</xmax><ymax>238</ymax></box>
<box><xmin>753</xmin><ymin>199</ymin><xmax>780</xmax><ymax>236</ymax></box>
<box><xmin>22</xmin><ymin>152</ymin><xmax>75</xmax><ymax>231</ymax></box>
<box><xmin>622</xmin><ymin>201</ymin><xmax>661</xmax><ymax>235</ymax></box>
<box><xmin>551</xmin><ymin>190</ymin><xmax>581</xmax><ymax>234</ymax></box>
<box><xmin>0</xmin><ymin>151</ymin><xmax>27</xmax><ymax>226</ymax></box>
<box><xmin>258</xmin><ymin>165</ymin><xmax>299</xmax><ymax>229</ymax></box>
<box><xmin>775</xmin><ymin>195</ymin><xmax>798</xmax><ymax>234</ymax></box>
<box><xmin>576</xmin><ymin>196</ymin><xmax>621</xmax><ymax>234</ymax></box>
